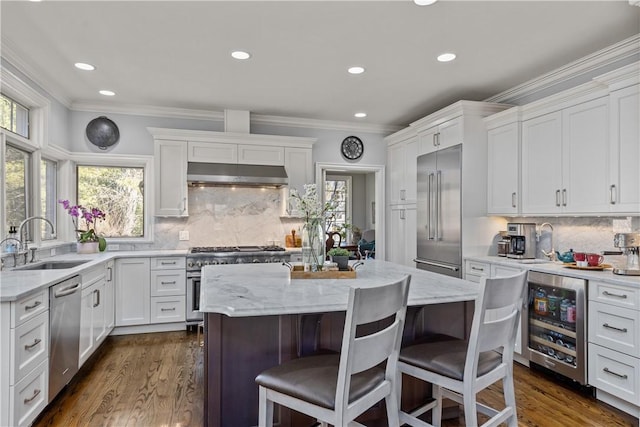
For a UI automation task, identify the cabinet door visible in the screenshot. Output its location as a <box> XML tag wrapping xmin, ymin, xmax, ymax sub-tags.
<box><xmin>437</xmin><ymin>117</ymin><xmax>463</xmax><ymax>150</ymax></box>
<box><xmin>92</xmin><ymin>280</ymin><xmax>107</xmax><ymax>346</ymax></box>
<box><xmin>238</xmin><ymin>145</ymin><xmax>284</xmax><ymax>166</ymax></box>
<box><xmin>562</xmin><ymin>97</ymin><xmax>609</xmax><ymax>213</ymax></box>
<box><xmin>104</xmin><ymin>261</ymin><xmax>115</xmax><ymax>331</ymax></box>
<box><xmin>115</xmin><ymin>258</ymin><xmax>150</xmax><ymax>326</ymax></box>
<box><xmin>284</xmin><ymin>147</ymin><xmax>312</xmax><ymax>195</ymax></box>
<box><xmin>387</xmin><ymin>205</ymin><xmax>405</xmax><ymax>265</ymax></box>
<box><xmin>388</xmin><ymin>144</ymin><xmax>405</xmax><ymax>205</ymax></box>
<box><xmin>404</xmin><ymin>138</ymin><xmax>418</xmax><ymax>204</ymax></box>
<box><xmin>187</xmin><ymin>141</ymin><xmax>237</xmax><ymax>163</ymax></box>
<box><xmin>404</xmin><ymin>206</ymin><xmax>417</xmax><ymax>267</ymax></box>
<box><xmin>487</xmin><ymin>123</ymin><xmax>519</xmax><ymax>215</ymax></box>
<box><xmin>79</xmin><ymin>285</ymin><xmax>94</xmax><ymax>367</ymax></box>
<box><xmin>521</xmin><ymin>112</ymin><xmax>563</xmax><ymax>214</ymax></box>
<box><xmin>610</xmin><ymin>85</ymin><xmax>640</xmax><ymax>213</ymax></box>
<box><xmin>418</xmin><ymin>127</ymin><xmax>438</xmax><ymax>156</ymax></box>
<box><xmin>154</xmin><ymin>140</ymin><xmax>188</xmax><ymax>217</ymax></box>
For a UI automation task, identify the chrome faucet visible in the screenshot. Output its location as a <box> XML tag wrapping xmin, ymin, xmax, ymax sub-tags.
<box><xmin>538</xmin><ymin>222</ymin><xmax>556</xmax><ymax>261</ymax></box>
<box><xmin>18</xmin><ymin>216</ymin><xmax>55</xmax><ymax>260</ymax></box>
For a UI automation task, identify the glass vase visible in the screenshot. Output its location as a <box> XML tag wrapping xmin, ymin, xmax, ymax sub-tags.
<box><xmin>302</xmin><ymin>219</ymin><xmax>325</xmax><ymax>272</ymax></box>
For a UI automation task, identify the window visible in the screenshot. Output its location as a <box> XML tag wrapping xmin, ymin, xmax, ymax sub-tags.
<box><xmin>0</xmin><ymin>93</ymin><xmax>29</xmax><ymax>138</ymax></box>
<box><xmin>40</xmin><ymin>158</ymin><xmax>57</xmax><ymax>240</ymax></box>
<box><xmin>76</xmin><ymin>165</ymin><xmax>145</xmax><ymax>238</ymax></box>
<box><xmin>325</xmin><ymin>176</ymin><xmax>352</xmax><ymax>242</ymax></box>
<box><xmin>4</xmin><ymin>144</ymin><xmax>30</xmax><ymax>232</ymax></box>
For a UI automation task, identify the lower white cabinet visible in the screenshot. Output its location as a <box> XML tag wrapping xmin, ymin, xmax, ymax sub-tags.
<box><xmin>79</xmin><ymin>262</ymin><xmax>113</xmax><ymax>368</ymax></box>
<box><xmin>150</xmin><ymin>257</ymin><xmax>186</xmax><ymax>323</ymax></box>
<box><xmin>151</xmin><ymin>296</ymin><xmax>186</xmax><ymax>323</ymax></box>
<box><xmin>115</xmin><ymin>258</ymin><xmax>151</xmax><ymax>326</ymax></box>
<box><xmin>1</xmin><ymin>290</ymin><xmax>50</xmax><ymax>427</ymax></box>
<box><xmin>387</xmin><ymin>204</ymin><xmax>416</xmax><ymax>267</ymax></box>
<box><xmin>588</xmin><ymin>280</ymin><xmax>640</xmax><ymax>413</ymax></box>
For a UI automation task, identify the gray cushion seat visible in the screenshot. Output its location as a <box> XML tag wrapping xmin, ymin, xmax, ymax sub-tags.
<box><xmin>400</xmin><ymin>340</ymin><xmax>502</xmax><ymax>381</ymax></box>
<box><xmin>255</xmin><ymin>354</ymin><xmax>385</xmax><ymax>409</ymax></box>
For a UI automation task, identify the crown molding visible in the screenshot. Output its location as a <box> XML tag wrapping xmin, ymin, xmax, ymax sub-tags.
<box><xmin>251</xmin><ymin>113</ymin><xmax>402</xmax><ymax>135</ymax></box>
<box><xmin>147</xmin><ymin>127</ymin><xmax>317</xmax><ymax>148</ymax></box>
<box><xmin>71</xmin><ymin>101</ymin><xmax>225</xmax><ymax>121</ymax></box>
<box><xmin>630</xmin><ymin>1</ymin><xmax>640</xmax><ymax>6</ymax></box>
<box><xmin>485</xmin><ymin>34</ymin><xmax>640</xmax><ymax>105</ymax></box>
<box><xmin>1</xmin><ymin>38</ymin><xmax>72</xmax><ymax>108</ymax></box>
<box><xmin>519</xmin><ymin>80</ymin><xmax>609</xmax><ymax>121</ymax></box>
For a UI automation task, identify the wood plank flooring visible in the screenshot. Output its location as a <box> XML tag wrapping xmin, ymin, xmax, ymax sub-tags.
<box><xmin>33</xmin><ymin>331</ymin><xmax>638</xmax><ymax>427</ymax></box>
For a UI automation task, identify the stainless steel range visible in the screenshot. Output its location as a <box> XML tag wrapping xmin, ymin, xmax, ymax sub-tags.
<box><xmin>186</xmin><ymin>245</ymin><xmax>290</xmax><ymax>325</ymax></box>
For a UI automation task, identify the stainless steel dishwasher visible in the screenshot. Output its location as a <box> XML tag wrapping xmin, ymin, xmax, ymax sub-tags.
<box><xmin>49</xmin><ymin>275</ymin><xmax>82</xmax><ymax>401</ymax></box>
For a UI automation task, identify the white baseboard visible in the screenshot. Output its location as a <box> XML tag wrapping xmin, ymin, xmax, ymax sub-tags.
<box><xmin>111</xmin><ymin>322</ymin><xmax>186</xmax><ymax>336</ymax></box>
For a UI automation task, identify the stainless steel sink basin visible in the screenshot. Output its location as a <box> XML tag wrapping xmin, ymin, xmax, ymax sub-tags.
<box><xmin>14</xmin><ymin>260</ymin><xmax>90</xmax><ymax>270</ymax></box>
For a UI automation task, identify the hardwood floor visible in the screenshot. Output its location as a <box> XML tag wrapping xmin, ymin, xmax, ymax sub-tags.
<box><xmin>34</xmin><ymin>331</ymin><xmax>637</xmax><ymax>427</ymax></box>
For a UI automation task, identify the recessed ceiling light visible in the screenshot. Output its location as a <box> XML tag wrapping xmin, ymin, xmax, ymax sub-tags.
<box><xmin>74</xmin><ymin>62</ymin><xmax>96</xmax><ymax>71</ymax></box>
<box><xmin>414</xmin><ymin>0</ymin><xmax>438</xmax><ymax>5</ymax></box>
<box><xmin>437</xmin><ymin>53</ymin><xmax>456</xmax><ymax>62</ymax></box>
<box><xmin>348</xmin><ymin>66</ymin><xmax>365</xmax><ymax>75</ymax></box>
<box><xmin>99</xmin><ymin>90</ymin><xmax>115</xmax><ymax>96</ymax></box>
<box><xmin>231</xmin><ymin>51</ymin><xmax>251</xmax><ymax>60</ymax></box>
<box><xmin>354</xmin><ymin>112</ymin><xmax>367</xmax><ymax>118</ymax></box>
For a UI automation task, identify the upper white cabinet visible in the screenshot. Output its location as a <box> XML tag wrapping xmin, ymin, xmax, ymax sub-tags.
<box><xmin>388</xmin><ymin>134</ymin><xmax>417</xmax><ymax>205</ymax></box>
<box><xmin>609</xmin><ymin>85</ymin><xmax>640</xmax><ymax>213</ymax></box>
<box><xmin>486</xmin><ymin>109</ymin><xmax>520</xmax><ymax>215</ymax></box>
<box><xmin>284</xmin><ymin>147</ymin><xmax>313</xmax><ymax>195</ymax></box>
<box><xmin>418</xmin><ymin>117</ymin><xmax>463</xmax><ymax>155</ymax></box>
<box><xmin>187</xmin><ymin>141</ymin><xmax>237</xmax><ymax>163</ymax></box>
<box><xmin>154</xmin><ymin>140</ymin><xmax>188</xmax><ymax>217</ymax></box>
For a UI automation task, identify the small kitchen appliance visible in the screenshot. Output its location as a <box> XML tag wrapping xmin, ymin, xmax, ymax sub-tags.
<box><xmin>497</xmin><ymin>231</ymin><xmax>510</xmax><ymax>257</ymax></box>
<box><xmin>185</xmin><ymin>245</ymin><xmax>291</xmax><ymax>325</ymax></box>
<box><xmin>506</xmin><ymin>222</ymin><xmax>537</xmax><ymax>259</ymax></box>
<box><xmin>613</xmin><ymin>233</ymin><xmax>640</xmax><ymax>276</ymax></box>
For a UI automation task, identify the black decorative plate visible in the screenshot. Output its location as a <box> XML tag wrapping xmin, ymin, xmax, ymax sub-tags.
<box><xmin>86</xmin><ymin>116</ymin><xmax>120</xmax><ymax>150</ymax></box>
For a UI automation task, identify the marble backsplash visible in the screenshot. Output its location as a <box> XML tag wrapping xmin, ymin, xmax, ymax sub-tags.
<box><xmin>153</xmin><ymin>187</ymin><xmax>303</xmax><ymax>249</ymax></box>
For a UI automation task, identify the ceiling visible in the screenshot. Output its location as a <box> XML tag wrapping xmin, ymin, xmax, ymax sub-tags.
<box><xmin>2</xmin><ymin>1</ymin><xmax>639</xmax><ymax>129</ymax></box>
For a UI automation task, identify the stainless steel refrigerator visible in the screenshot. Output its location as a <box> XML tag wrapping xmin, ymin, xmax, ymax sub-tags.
<box><xmin>415</xmin><ymin>144</ymin><xmax>462</xmax><ymax>278</ymax></box>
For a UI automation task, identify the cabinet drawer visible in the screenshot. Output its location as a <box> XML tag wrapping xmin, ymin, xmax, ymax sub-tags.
<box><xmin>10</xmin><ymin>358</ymin><xmax>48</xmax><ymax>427</ymax></box>
<box><xmin>589</xmin><ymin>302</ymin><xmax>639</xmax><ymax>358</ymax></box>
<box><xmin>589</xmin><ymin>281</ymin><xmax>639</xmax><ymax>310</ymax></box>
<box><xmin>150</xmin><ymin>296</ymin><xmax>186</xmax><ymax>323</ymax></box>
<box><xmin>465</xmin><ymin>261</ymin><xmax>489</xmax><ymax>277</ymax></box>
<box><xmin>465</xmin><ymin>274</ymin><xmax>483</xmax><ymax>284</ymax></box>
<box><xmin>150</xmin><ymin>257</ymin><xmax>186</xmax><ymax>270</ymax></box>
<box><xmin>490</xmin><ymin>264</ymin><xmax>523</xmax><ymax>278</ymax></box>
<box><xmin>187</xmin><ymin>141</ymin><xmax>237</xmax><ymax>163</ymax></box>
<box><xmin>11</xmin><ymin>289</ymin><xmax>49</xmax><ymax>328</ymax></box>
<box><xmin>81</xmin><ymin>264</ymin><xmax>106</xmax><ymax>288</ymax></box>
<box><xmin>11</xmin><ymin>311</ymin><xmax>49</xmax><ymax>385</ymax></box>
<box><xmin>150</xmin><ymin>270</ymin><xmax>186</xmax><ymax>297</ymax></box>
<box><xmin>588</xmin><ymin>343</ymin><xmax>639</xmax><ymax>405</ymax></box>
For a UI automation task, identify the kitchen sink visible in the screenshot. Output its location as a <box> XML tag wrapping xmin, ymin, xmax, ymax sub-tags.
<box><xmin>14</xmin><ymin>260</ymin><xmax>90</xmax><ymax>271</ymax></box>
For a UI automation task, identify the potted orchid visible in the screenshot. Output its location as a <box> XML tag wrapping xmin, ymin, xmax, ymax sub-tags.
<box><xmin>59</xmin><ymin>199</ymin><xmax>107</xmax><ymax>253</ymax></box>
<box><xmin>289</xmin><ymin>184</ymin><xmax>338</xmax><ymax>272</ymax></box>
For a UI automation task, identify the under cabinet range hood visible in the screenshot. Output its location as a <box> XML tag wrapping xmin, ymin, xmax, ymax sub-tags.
<box><xmin>187</xmin><ymin>162</ymin><xmax>288</xmax><ymax>187</ymax></box>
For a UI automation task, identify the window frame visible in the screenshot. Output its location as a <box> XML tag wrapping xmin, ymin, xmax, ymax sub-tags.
<box><xmin>324</xmin><ymin>174</ymin><xmax>353</xmax><ymax>243</ymax></box>
<box><xmin>71</xmin><ymin>153</ymin><xmax>154</xmax><ymax>244</ymax></box>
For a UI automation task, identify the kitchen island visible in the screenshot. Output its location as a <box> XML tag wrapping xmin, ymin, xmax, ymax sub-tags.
<box><xmin>199</xmin><ymin>260</ymin><xmax>478</xmax><ymax>427</ymax></box>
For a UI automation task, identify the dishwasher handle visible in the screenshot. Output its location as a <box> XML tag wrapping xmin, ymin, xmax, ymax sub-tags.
<box><xmin>54</xmin><ymin>282</ymin><xmax>81</xmax><ymax>298</ymax></box>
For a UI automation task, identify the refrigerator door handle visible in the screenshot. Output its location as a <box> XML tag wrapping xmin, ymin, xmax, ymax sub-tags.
<box><xmin>436</xmin><ymin>170</ymin><xmax>441</xmax><ymax>241</ymax></box>
<box><xmin>413</xmin><ymin>259</ymin><xmax>460</xmax><ymax>272</ymax></box>
<box><xmin>427</xmin><ymin>173</ymin><xmax>434</xmax><ymax>240</ymax></box>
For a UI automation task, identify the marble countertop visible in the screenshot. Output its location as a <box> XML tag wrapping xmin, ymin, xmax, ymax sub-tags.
<box><xmin>465</xmin><ymin>255</ymin><xmax>640</xmax><ymax>287</ymax></box>
<box><xmin>199</xmin><ymin>260</ymin><xmax>478</xmax><ymax>317</ymax></box>
<box><xmin>0</xmin><ymin>250</ymin><xmax>187</xmax><ymax>302</ymax></box>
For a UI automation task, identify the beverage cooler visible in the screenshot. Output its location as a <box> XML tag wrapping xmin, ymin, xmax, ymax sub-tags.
<box><xmin>524</xmin><ymin>271</ymin><xmax>587</xmax><ymax>384</ymax></box>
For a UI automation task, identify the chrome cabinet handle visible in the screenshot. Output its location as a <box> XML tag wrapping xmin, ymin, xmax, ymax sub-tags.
<box><xmin>161</xmin><ymin>307</ymin><xmax>176</xmax><ymax>312</ymax></box>
<box><xmin>161</xmin><ymin>281</ymin><xmax>177</xmax><ymax>285</ymax></box>
<box><xmin>181</xmin><ymin>197</ymin><xmax>187</xmax><ymax>213</ymax></box>
<box><xmin>161</xmin><ymin>261</ymin><xmax>177</xmax><ymax>265</ymax></box>
<box><xmin>610</xmin><ymin>185</ymin><xmax>616</xmax><ymax>204</ymax></box>
<box><xmin>399</xmin><ymin>209</ymin><xmax>405</xmax><ymax>220</ymax></box>
<box><xmin>24</xmin><ymin>388</ymin><xmax>41</xmax><ymax>404</ymax></box>
<box><xmin>603</xmin><ymin>323</ymin><xmax>628</xmax><ymax>333</ymax></box>
<box><xmin>511</xmin><ymin>192</ymin><xmax>517</xmax><ymax>208</ymax></box>
<box><xmin>603</xmin><ymin>367</ymin><xmax>628</xmax><ymax>379</ymax></box>
<box><xmin>603</xmin><ymin>291</ymin><xmax>628</xmax><ymax>299</ymax></box>
<box><xmin>93</xmin><ymin>289</ymin><xmax>100</xmax><ymax>308</ymax></box>
<box><xmin>107</xmin><ymin>266</ymin><xmax>113</xmax><ymax>282</ymax></box>
<box><xmin>555</xmin><ymin>190</ymin><xmax>561</xmax><ymax>207</ymax></box>
<box><xmin>562</xmin><ymin>189</ymin><xmax>567</xmax><ymax>206</ymax></box>
<box><xmin>433</xmin><ymin>134</ymin><xmax>437</xmax><ymax>147</ymax></box>
<box><xmin>471</xmin><ymin>266</ymin><xmax>485</xmax><ymax>272</ymax></box>
<box><xmin>414</xmin><ymin>259</ymin><xmax>459</xmax><ymax>271</ymax></box>
<box><xmin>25</xmin><ymin>301</ymin><xmax>41</xmax><ymax>311</ymax></box>
<box><xmin>24</xmin><ymin>338</ymin><xmax>41</xmax><ymax>350</ymax></box>
<box><xmin>400</xmin><ymin>189</ymin><xmax>406</xmax><ymax>200</ymax></box>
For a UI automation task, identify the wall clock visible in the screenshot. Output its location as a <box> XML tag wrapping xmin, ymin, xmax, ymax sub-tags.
<box><xmin>341</xmin><ymin>136</ymin><xmax>364</xmax><ymax>160</ymax></box>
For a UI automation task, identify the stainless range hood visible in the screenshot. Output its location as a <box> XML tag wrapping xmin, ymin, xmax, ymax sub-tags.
<box><xmin>187</xmin><ymin>162</ymin><xmax>288</xmax><ymax>187</ymax></box>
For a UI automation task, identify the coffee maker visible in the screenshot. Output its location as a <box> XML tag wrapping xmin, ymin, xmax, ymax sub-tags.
<box><xmin>506</xmin><ymin>223</ymin><xmax>537</xmax><ymax>259</ymax></box>
<box><xmin>613</xmin><ymin>233</ymin><xmax>640</xmax><ymax>276</ymax></box>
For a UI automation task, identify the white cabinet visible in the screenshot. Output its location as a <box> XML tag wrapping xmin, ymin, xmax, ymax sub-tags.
<box><xmin>387</xmin><ymin>205</ymin><xmax>416</xmax><ymax>267</ymax></box>
<box><xmin>150</xmin><ymin>257</ymin><xmax>186</xmax><ymax>324</ymax></box>
<box><xmin>609</xmin><ymin>85</ymin><xmax>640</xmax><ymax>213</ymax></box>
<box><xmin>418</xmin><ymin>117</ymin><xmax>462</xmax><ymax>155</ymax></box>
<box><xmin>238</xmin><ymin>144</ymin><xmax>284</xmax><ymax>165</ymax></box>
<box><xmin>79</xmin><ymin>263</ymin><xmax>111</xmax><ymax>367</ymax></box>
<box><xmin>105</xmin><ymin>260</ymin><xmax>115</xmax><ymax>331</ymax></box>
<box><xmin>154</xmin><ymin>140</ymin><xmax>188</xmax><ymax>217</ymax></box>
<box><xmin>588</xmin><ymin>280</ymin><xmax>640</xmax><ymax>413</ymax></box>
<box><xmin>388</xmin><ymin>136</ymin><xmax>417</xmax><ymax>205</ymax></box>
<box><xmin>1</xmin><ymin>289</ymin><xmax>50</xmax><ymax>427</ymax></box>
<box><xmin>284</xmin><ymin>147</ymin><xmax>313</xmax><ymax>196</ymax></box>
<box><xmin>487</xmin><ymin>119</ymin><xmax>520</xmax><ymax>215</ymax></box>
<box><xmin>521</xmin><ymin>97</ymin><xmax>609</xmax><ymax>214</ymax></box>
<box><xmin>115</xmin><ymin>258</ymin><xmax>151</xmax><ymax>326</ymax></box>
<box><xmin>188</xmin><ymin>141</ymin><xmax>237</xmax><ymax>163</ymax></box>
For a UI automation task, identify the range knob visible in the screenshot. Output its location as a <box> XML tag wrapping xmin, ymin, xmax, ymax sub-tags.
<box><xmin>219</xmin><ymin>259</ymin><xmax>228</xmax><ymax>265</ymax></box>
<box><xmin>187</xmin><ymin>261</ymin><xmax>194</xmax><ymax>268</ymax></box>
<box><xmin>196</xmin><ymin>260</ymin><xmax>203</xmax><ymax>268</ymax></box>
<box><xmin>252</xmin><ymin>258</ymin><xmax>261</xmax><ymax>263</ymax></box>
<box><xmin>236</xmin><ymin>258</ymin><xmax>245</xmax><ymax>264</ymax></box>
<box><xmin>202</xmin><ymin>260</ymin><xmax>210</xmax><ymax>266</ymax></box>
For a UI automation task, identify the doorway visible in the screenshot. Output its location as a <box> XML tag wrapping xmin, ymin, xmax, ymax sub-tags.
<box><xmin>315</xmin><ymin>163</ymin><xmax>385</xmax><ymax>260</ymax></box>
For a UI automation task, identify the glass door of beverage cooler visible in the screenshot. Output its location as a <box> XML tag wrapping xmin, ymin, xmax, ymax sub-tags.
<box><xmin>525</xmin><ymin>272</ymin><xmax>587</xmax><ymax>384</ymax></box>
